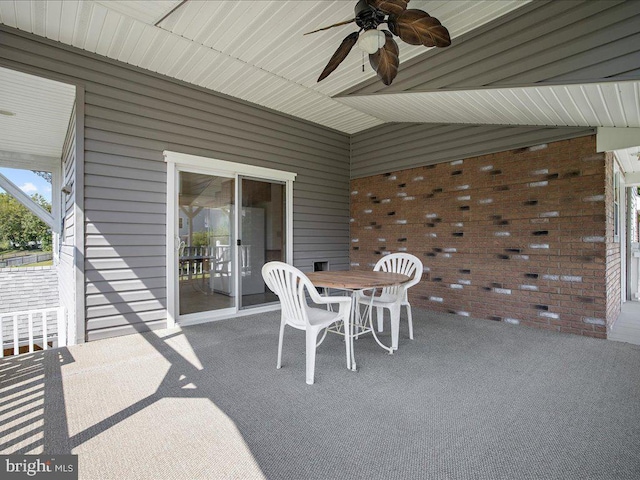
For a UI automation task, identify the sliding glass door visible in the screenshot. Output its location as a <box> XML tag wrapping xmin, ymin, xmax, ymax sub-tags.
<box><xmin>239</xmin><ymin>177</ymin><xmax>284</xmax><ymax>308</ymax></box>
<box><xmin>178</xmin><ymin>171</ymin><xmax>235</xmax><ymax>316</ymax></box>
<box><xmin>171</xmin><ymin>160</ymin><xmax>292</xmax><ymax>324</ymax></box>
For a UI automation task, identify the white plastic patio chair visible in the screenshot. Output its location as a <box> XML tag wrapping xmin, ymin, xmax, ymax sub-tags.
<box><xmin>356</xmin><ymin>253</ymin><xmax>423</xmax><ymax>350</ymax></box>
<box><xmin>262</xmin><ymin>261</ymin><xmax>352</xmax><ymax>385</ymax></box>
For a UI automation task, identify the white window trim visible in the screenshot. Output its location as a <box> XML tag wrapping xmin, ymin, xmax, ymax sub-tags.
<box><xmin>164</xmin><ymin>150</ymin><xmax>296</xmax><ymax>328</ymax></box>
<box><xmin>614</xmin><ymin>163</ymin><xmax>621</xmax><ymax>243</ymax></box>
<box><xmin>165</xmin><ymin>151</ymin><xmax>296</xmax><ymax>182</ymax></box>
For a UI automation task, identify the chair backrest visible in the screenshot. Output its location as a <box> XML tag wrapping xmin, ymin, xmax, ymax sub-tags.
<box><xmin>373</xmin><ymin>253</ymin><xmax>424</xmax><ymax>297</ymax></box>
<box><xmin>262</xmin><ymin>261</ymin><xmax>313</xmax><ymax>329</ymax></box>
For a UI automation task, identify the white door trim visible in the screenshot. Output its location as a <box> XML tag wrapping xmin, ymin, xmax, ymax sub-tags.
<box><xmin>164</xmin><ymin>151</ymin><xmax>295</xmax><ymax>328</ymax></box>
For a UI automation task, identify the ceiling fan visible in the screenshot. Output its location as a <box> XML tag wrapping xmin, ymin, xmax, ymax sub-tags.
<box><xmin>305</xmin><ymin>0</ymin><xmax>451</xmax><ymax>86</ymax></box>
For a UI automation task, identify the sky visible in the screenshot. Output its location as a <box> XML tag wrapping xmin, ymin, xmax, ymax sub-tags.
<box><xmin>0</xmin><ymin>167</ymin><xmax>52</xmax><ymax>203</ymax></box>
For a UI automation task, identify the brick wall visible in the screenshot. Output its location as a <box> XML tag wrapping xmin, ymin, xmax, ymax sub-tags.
<box><xmin>350</xmin><ymin>135</ymin><xmax>609</xmax><ymax>338</ymax></box>
<box><xmin>605</xmin><ymin>152</ymin><xmax>622</xmax><ymax>330</ymax></box>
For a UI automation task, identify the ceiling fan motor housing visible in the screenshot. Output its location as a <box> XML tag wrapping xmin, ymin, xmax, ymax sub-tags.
<box><xmin>355</xmin><ymin>0</ymin><xmax>386</xmax><ymax>30</ymax></box>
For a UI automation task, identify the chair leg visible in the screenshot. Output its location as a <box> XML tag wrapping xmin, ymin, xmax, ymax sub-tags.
<box><xmin>390</xmin><ymin>305</ymin><xmax>401</xmax><ymax>350</ymax></box>
<box><xmin>376</xmin><ymin>306</ymin><xmax>384</xmax><ymax>332</ymax></box>
<box><xmin>276</xmin><ymin>319</ymin><xmax>286</xmax><ymax>369</ymax></box>
<box><xmin>305</xmin><ymin>329</ymin><xmax>319</xmax><ymax>385</ymax></box>
<box><xmin>406</xmin><ymin>303</ymin><xmax>414</xmax><ymax>340</ymax></box>
<box><xmin>344</xmin><ymin>314</ymin><xmax>351</xmax><ymax>370</ymax></box>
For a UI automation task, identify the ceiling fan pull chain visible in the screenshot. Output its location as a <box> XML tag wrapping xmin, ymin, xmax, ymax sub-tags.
<box><xmin>362</xmin><ymin>50</ymin><xmax>365</xmax><ymax>72</ymax></box>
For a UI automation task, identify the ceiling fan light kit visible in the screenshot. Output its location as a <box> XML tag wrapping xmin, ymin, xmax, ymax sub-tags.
<box><xmin>308</xmin><ymin>0</ymin><xmax>451</xmax><ymax>86</ymax></box>
<box><xmin>357</xmin><ymin>29</ymin><xmax>386</xmax><ymax>54</ymax></box>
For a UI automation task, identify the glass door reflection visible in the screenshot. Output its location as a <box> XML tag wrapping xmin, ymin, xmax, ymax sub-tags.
<box><xmin>178</xmin><ymin>172</ymin><xmax>235</xmax><ymax>315</ymax></box>
<box><xmin>239</xmin><ymin>177</ymin><xmax>284</xmax><ymax>308</ymax></box>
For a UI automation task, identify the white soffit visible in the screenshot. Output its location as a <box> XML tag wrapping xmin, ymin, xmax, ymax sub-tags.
<box><xmin>597</xmin><ymin>127</ymin><xmax>640</xmax><ymax>152</ymax></box>
<box><xmin>616</xmin><ymin>147</ymin><xmax>640</xmax><ymax>176</ymax></box>
<box><xmin>0</xmin><ymin>66</ymin><xmax>75</xmax><ymax>157</ymax></box>
<box><xmin>0</xmin><ymin>0</ymin><xmax>531</xmax><ymax>134</ymax></box>
<box><xmin>336</xmin><ymin>81</ymin><xmax>640</xmax><ymax>128</ymax></box>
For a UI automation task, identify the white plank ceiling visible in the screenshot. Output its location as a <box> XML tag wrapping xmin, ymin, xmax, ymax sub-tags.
<box><xmin>616</xmin><ymin>146</ymin><xmax>640</xmax><ymax>177</ymax></box>
<box><xmin>0</xmin><ymin>0</ymin><xmax>530</xmax><ymax>133</ymax></box>
<box><xmin>336</xmin><ymin>81</ymin><xmax>640</xmax><ymax>128</ymax></box>
<box><xmin>0</xmin><ymin>67</ymin><xmax>75</xmax><ymax>158</ymax></box>
<box><xmin>0</xmin><ymin>0</ymin><xmax>638</xmax><ymax>170</ymax></box>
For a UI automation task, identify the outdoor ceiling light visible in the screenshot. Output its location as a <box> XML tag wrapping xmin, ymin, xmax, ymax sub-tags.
<box><xmin>357</xmin><ymin>29</ymin><xmax>386</xmax><ymax>54</ymax></box>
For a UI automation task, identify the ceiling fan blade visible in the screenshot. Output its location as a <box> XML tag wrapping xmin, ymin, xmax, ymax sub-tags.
<box><xmin>304</xmin><ymin>18</ymin><xmax>355</xmax><ymax>35</ymax></box>
<box><xmin>318</xmin><ymin>32</ymin><xmax>359</xmax><ymax>82</ymax></box>
<box><xmin>369</xmin><ymin>30</ymin><xmax>399</xmax><ymax>86</ymax></box>
<box><xmin>388</xmin><ymin>9</ymin><xmax>451</xmax><ymax>47</ymax></box>
<box><xmin>366</xmin><ymin>0</ymin><xmax>409</xmax><ymax>16</ymax></box>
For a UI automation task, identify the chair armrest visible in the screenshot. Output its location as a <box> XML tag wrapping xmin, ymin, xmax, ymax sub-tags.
<box><xmin>355</xmin><ymin>287</ymin><xmax>377</xmax><ymax>301</ymax></box>
<box><xmin>311</xmin><ymin>292</ymin><xmax>352</xmax><ymax>308</ymax></box>
<box><xmin>312</xmin><ymin>293</ymin><xmax>352</xmax><ymax>318</ymax></box>
<box><xmin>306</xmin><ymin>282</ymin><xmax>350</xmax><ymax>306</ymax></box>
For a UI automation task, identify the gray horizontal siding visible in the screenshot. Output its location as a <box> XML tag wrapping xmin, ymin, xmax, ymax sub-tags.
<box><xmin>341</xmin><ymin>0</ymin><xmax>640</xmax><ymax>95</ymax></box>
<box><xmin>351</xmin><ymin>124</ymin><xmax>595</xmax><ymax>178</ymax></box>
<box><xmin>86</xmin><ymin>257</ymin><xmax>166</xmax><ymax>270</ymax></box>
<box><xmin>86</xmin><ymin>301</ymin><xmax>166</xmax><ymax>326</ymax></box>
<box><xmin>86</xmin><ymin>277</ymin><xmax>166</xmax><ymax>296</ymax></box>
<box><xmin>0</xmin><ymin>26</ymin><xmax>350</xmax><ymax>340</ymax></box>
<box><xmin>295</xmin><ymin>228</ymin><xmax>350</xmax><ymax>238</ymax></box>
<box><xmin>58</xmin><ymin>103</ymin><xmax>76</xmax><ymax>344</ymax></box>
<box><xmin>85</xmin><ymin>235</ymin><xmax>166</xmax><ymax>247</ymax></box>
<box><xmin>84</xmin><ymin>112</ymin><xmax>346</xmax><ymax>169</ymax></box>
<box><xmin>85</xmin><ymin>186</ymin><xmax>166</xmax><ymax>204</ymax></box>
<box><xmin>86</xmin><ymin>288</ymin><xmax>166</xmax><ymax>308</ymax></box>
<box><xmin>87</xmin><ymin>319</ymin><xmax>167</xmax><ymax>341</ymax></box>
<box><xmin>295</xmin><ymin>222</ymin><xmax>349</xmax><ymax>232</ymax></box>
<box><xmin>85</xmin><ymin>223</ymin><xmax>166</xmax><ymax>236</ymax></box>
<box><xmin>85</xmin><ymin>87</ymin><xmax>348</xmax><ymax>157</ymax></box>
<box><xmin>86</xmin><ymin>310</ymin><xmax>168</xmax><ymax>329</ymax></box>
<box><xmin>85</xmin><ymin>267</ymin><xmax>166</xmax><ymax>283</ymax></box>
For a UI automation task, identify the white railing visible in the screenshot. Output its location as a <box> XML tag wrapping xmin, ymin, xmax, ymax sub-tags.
<box><xmin>0</xmin><ymin>306</ymin><xmax>66</xmax><ymax>357</ymax></box>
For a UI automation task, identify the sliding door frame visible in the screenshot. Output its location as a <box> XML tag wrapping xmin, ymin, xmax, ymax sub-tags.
<box><xmin>164</xmin><ymin>151</ymin><xmax>296</xmax><ymax>328</ymax></box>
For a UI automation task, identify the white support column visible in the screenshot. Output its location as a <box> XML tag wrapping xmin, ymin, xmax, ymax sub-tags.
<box><xmin>166</xmin><ymin>159</ymin><xmax>177</xmax><ymax>329</ymax></box>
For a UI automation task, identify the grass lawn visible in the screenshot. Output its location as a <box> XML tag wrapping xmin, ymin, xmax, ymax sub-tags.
<box><xmin>15</xmin><ymin>259</ymin><xmax>53</xmax><ymax>267</ymax></box>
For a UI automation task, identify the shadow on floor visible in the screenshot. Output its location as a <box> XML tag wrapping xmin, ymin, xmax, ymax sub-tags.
<box><xmin>2</xmin><ymin>309</ymin><xmax>640</xmax><ymax>479</ymax></box>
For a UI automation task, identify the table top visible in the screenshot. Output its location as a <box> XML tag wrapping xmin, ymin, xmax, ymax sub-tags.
<box><xmin>306</xmin><ymin>270</ymin><xmax>410</xmax><ymax>290</ymax></box>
